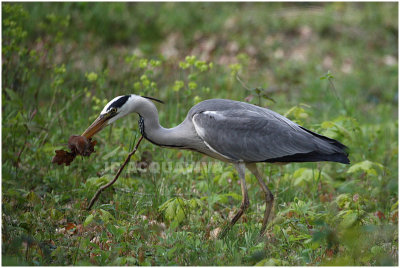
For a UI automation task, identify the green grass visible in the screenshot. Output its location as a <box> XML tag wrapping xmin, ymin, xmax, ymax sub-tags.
<box><xmin>2</xmin><ymin>2</ymin><xmax>398</xmax><ymax>265</ymax></box>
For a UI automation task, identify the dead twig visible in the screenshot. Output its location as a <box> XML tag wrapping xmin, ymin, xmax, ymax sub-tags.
<box><xmin>87</xmin><ymin>135</ymin><xmax>144</xmax><ymax>210</ymax></box>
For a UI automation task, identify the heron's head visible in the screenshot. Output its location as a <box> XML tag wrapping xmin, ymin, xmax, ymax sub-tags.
<box><xmin>82</xmin><ymin>94</ymin><xmax>163</xmax><ymax>138</ymax></box>
<box><xmin>82</xmin><ymin>95</ymin><xmax>134</xmax><ymax>138</ymax></box>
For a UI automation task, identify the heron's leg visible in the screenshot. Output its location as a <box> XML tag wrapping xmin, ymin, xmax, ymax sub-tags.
<box><xmin>219</xmin><ymin>163</ymin><xmax>249</xmax><ymax>238</ymax></box>
<box><xmin>229</xmin><ymin>162</ymin><xmax>250</xmax><ymax>227</ymax></box>
<box><xmin>246</xmin><ymin>163</ymin><xmax>274</xmax><ymax>235</ymax></box>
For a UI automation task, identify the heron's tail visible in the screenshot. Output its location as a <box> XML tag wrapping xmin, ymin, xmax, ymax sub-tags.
<box><xmin>266</xmin><ymin>127</ymin><xmax>350</xmax><ymax>164</ymax></box>
<box><xmin>265</xmin><ymin>151</ymin><xmax>349</xmax><ymax>164</ymax></box>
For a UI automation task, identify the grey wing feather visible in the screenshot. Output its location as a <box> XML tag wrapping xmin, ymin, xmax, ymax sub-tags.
<box><xmin>190</xmin><ymin>99</ymin><xmax>344</xmax><ymax>162</ymax></box>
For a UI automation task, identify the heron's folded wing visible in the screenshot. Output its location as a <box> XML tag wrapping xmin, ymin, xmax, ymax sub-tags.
<box><xmin>192</xmin><ymin>109</ymin><xmax>334</xmax><ymax>162</ymax></box>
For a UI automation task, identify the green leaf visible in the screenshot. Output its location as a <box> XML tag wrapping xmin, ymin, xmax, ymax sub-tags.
<box><xmin>99</xmin><ymin>208</ymin><xmax>114</xmax><ymax>223</ymax></box>
<box><xmin>321</xmin><ymin>121</ymin><xmax>335</xmax><ymax>128</ymax></box>
<box><xmin>390</xmin><ymin>201</ymin><xmax>398</xmax><ymax>212</ymax></box>
<box><xmin>5</xmin><ymin>88</ymin><xmax>20</xmax><ymax>102</ymax></box>
<box><xmin>164</xmin><ymin>200</ymin><xmax>176</xmax><ymax>221</ymax></box>
<box><xmin>139</xmin><ymin>59</ymin><xmax>148</xmax><ymax>68</ymax></box>
<box><xmin>213</xmin><ymin>170</ymin><xmax>235</xmax><ymax>185</ymax></box>
<box><xmin>159</xmin><ymin>198</ymin><xmax>174</xmax><ymax>211</ymax></box>
<box><xmin>84</xmin><ymin>214</ymin><xmax>94</xmax><ymax>227</ymax></box>
<box><xmin>347</xmin><ymin>160</ymin><xmax>384</xmax><ymax>175</ymax></box>
<box><xmin>216</xmin><ymin>192</ymin><xmax>242</xmax><ymax>204</ymax></box>
<box><xmin>256</xmin><ymin>258</ymin><xmax>288</xmax><ymax>266</ymax></box>
<box><xmin>86</xmin><ymin>176</ymin><xmax>111</xmax><ymax>188</ymax></box>
<box><xmin>175</xmin><ymin>205</ymin><xmax>185</xmax><ymax>223</ymax></box>
<box><xmin>173</xmin><ymin>80</ymin><xmax>184</xmax><ymax>92</ymax></box>
<box><xmin>167</xmin><ymin>244</ymin><xmax>179</xmax><ymax>259</ymax></box>
<box><xmin>188</xmin><ymin>81</ymin><xmax>197</xmax><ymax>90</ymax></box>
<box><xmin>107</xmin><ymin>224</ymin><xmax>125</xmax><ymax>240</ymax></box>
<box><xmin>185</xmin><ymin>55</ymin><xmax>196</xmax><ymax>65</ymax></box>
<box><xmin>159</xmin><ymin>197</ymin><xmax>189</xmax><ymax>223</ymax></box>
<box><xmin>293</xmin><ymin>168</ymin><xmax>331</xmax><ymax>186</ymax></box>
<box><xmin>188</xmin><ymin>198</ymin><xmax>204</xmax><ymax>209</ymax></box>
<box><xmin>340</xmin><ymin>211</ymin><xmax>358</xmax><ymax>228</ymax></box>
<box><xmin>336</xmin><ymin>194</ymin><xmax>351</xmax><ymax>209</ymax></box>
<box><xmin>207</xmin><ymin>194</ymin><xmax>221</xmax><ymax>206</ymax></box>
<box><xmin>179</xmin><ymin>62</ymin><xmax>190</xmax><ymax>69</ymax></box>
<box><xmin>26</xmin><ymin>191</ymin><xmax>41</xmax><ymax>205</ymax></box>
<box><xmin>85</xmin><ymin>72</ymin><xmax>98</xmax><ymax>82</ymax></box>
<box><xmin>193</xmin><ymin>95</ymin><xmax>202</xmax><ymax>104</ymax></box>
<box><xmin>102</xmin><ymin>146</ymin><xmax>121</xmax><ymax>160</ymax></box>
<box><xmin>284</xmin><ymin>105</ymin><xmax>310</xmax><ymax>122</ymax></box>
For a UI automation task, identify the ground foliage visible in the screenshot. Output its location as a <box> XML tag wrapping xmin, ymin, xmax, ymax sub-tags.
<box><xmin>2</xmin><ymin>2</ymin><xmax>398</xmax><ymax>266</ymax></box>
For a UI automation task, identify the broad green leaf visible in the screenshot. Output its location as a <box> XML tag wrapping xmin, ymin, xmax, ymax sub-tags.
<box><xmin>159</xmin><ymin>198</ymin><xmax>174</xmax><ymax>211</ymax></box>
<box><xmin>84</xmin><ymin>214</ymin><xmax>94</xmax><ymax>227</ymax></box>
<box><xmin>5</xmin><ymin>88</ymin><xmax>20</xmax><ymax>102</ymax></box>
<box><xmin>335</xmin><ymin>194</ymin><xmax>351</xmax><ymax>209</ymax></box>
<box><xmin>321</xmin><ymin>121</ymin><xmax>335</xmax><ymax>128</ymax></box>
<box><xmin>347</xmin><ymin>160</ymin><xmax>384</xmax><ymax>175</ymax></box>
<box><xmin>159</xmin><ymin>197</ymin><xmax>188</xmax><ymax>223</ymax></box>
<box><xmin>99</xmin><ymin>208</ymin><xmax>114</xmax><ymax>223</ymax></box>
<box><xmin>165</xmin><ymin>200</ymin><xmax>177</xmax><ymax>221</ymax></box>
<box><xmin>107</xmin><ymin>224</ymin><xmax>125</xmax><ymax>240</ymax></box>
<box><xmin>216</xmin><ymin>192</ymin><xmax>242</xmax><ymax>204</ymax></box>
<box><xmin>167</xmin><ymin>244</ymin><xmax>179</xmax><ymax>259</ymax></box>
<box><xmin>175</xmin><ymin>205</ymin><xmax>185</xmax><ymax>223</ymax></box>
<box><xmin>189</xmin><ymin>198</ymin><xmax>204</xmax><ymax>209</ymax></box>
<box><xmin>256</xmin><ymin>258</ymin><xmax>288</xmax><ymax>266</ymax></box>
<box><xmin>293</xmin><ymin>168</ymin><xmax>331</xmax><ymax>186</ymax></box>
<box><xmin>86</xmin><ymin>176</ymin><xmax>111</xmax><ymax>188</ymax></box>
<box><xmin>340</xmin><ymin>211</ymin><xmax>358</xmax><ymax>228</ymax></box>
<box><xmin>86</xmin><ymin>72</ymin><xmax>98</xmax><ymax>82</ymax></box>
<box><xmin>207</xmin><ymin>194</ymin><xmax>221</xmax><ymax>206</ymax></box>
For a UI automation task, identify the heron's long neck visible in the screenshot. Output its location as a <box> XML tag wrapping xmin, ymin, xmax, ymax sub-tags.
<box><xmin>132</xmin><ymin>97</ymin><xmax>187</xmax><ymax>147</ymax></box>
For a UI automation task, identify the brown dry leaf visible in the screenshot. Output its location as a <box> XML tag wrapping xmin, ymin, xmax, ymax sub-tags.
<box><xmin>90</xmin><ymin>236</ymin><xmax>100</xmax><ymax>245</ymax></box>
<box><xmin>375</xmin><ymin>211</ymin><xmax>385</xmax><ymax>220</ymax></box>
<box><xmin>52</xmin><ymin>150</ymin><xmax>76</xmax><ymax>166</ymax></box>
<box><xmin>209</xmin><ymin>227</ymin><xmax>222</xmax><ymax>240</ymax></box>
<box><xmin>76</xmin><ymin>224</ymin><xmax>84</xmax><ymax>234</ymax></box>
<box><xmin>138</xmin><ymin>248</ymin><xmax>145</xmax><ymax>263</ymax></box>
<box><xmin>65</xmin><ymin>222</ymin><xmax>76</xmax><ymax>230</ymax></box>
<box><xmin>326</xmin><ymin>248</ymin><xmax>334</xmax><ymax>258</ymax></box>
<box><xmin>52</xmin><ymin>135</ymin><xmax>97</xmax><ymax>166</ymax></box>
<box><xmin>68</xmin><ymin>135</ymin><xmax>97</xmax><ymax>156</ymax></box>
<box><xmin>391</xmin><ymin>211</ymin><xmax>398</xmax><ymax>223</ymax></box>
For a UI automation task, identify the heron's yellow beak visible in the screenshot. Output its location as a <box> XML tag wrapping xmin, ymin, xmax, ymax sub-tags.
<box><xmin>82</xmin><ymin>115</ymin><xmax>109</xmax><ymax>138</ymax></box>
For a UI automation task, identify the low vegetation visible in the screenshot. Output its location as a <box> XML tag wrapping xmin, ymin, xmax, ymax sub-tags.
<box><xmin>2</xmin><ymin>2</ymin><xmax>398</xmax><ymax>265</ymax></box>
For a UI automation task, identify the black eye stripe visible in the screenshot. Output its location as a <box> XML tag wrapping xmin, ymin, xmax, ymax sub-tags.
<box><xmin>107</xmin><ymin>95</ymin><xmax>130</xmax><ymax>111</ymax></box>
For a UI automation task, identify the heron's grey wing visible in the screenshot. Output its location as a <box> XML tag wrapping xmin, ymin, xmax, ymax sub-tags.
<box><xmin>192</xmin><ymin>108</ymin><xmax>342</xmax><ymax>162</ymax></box>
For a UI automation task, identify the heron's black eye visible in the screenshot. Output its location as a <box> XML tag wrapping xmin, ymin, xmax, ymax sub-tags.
<box><xmin>110</xmin><ymin>108</ymin><xmax>117</xmax><ymax>113</ymax></box>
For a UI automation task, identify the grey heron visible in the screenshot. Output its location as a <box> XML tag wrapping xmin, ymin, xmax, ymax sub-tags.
<box><xmin>82</xmin><ymin>94</ymin><xmax>349</xmax><ymax>235</ymax></box>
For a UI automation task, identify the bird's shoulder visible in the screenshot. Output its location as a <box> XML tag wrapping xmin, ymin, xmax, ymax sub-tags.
<box><xmin>189</xmin><ymin>99</ymin><xmax>264</xmax><ymax>117</ymax></box>
<box><xmin>187</xmin><ymin>98</ymin><xmax>299</xmax><ymax>131</ymax></box>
